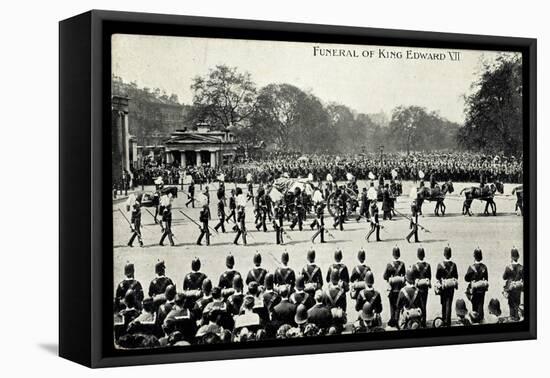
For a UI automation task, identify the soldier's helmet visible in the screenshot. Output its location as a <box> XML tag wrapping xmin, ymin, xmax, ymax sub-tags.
<box><xmin>248</xmin><ymin>281</ymin><xmax>259</xmax><ymax>296</ymax></box>
<box><xmin>473</xmin><ymin>248</ymin><xmax>483</xmax><ymax>261</ymax></box>
<box><xmin>488</xmin><ymin>298</ymin><xmax>502</xmax><ymax>317</ymax></box>
<box><xmin>330</xmin><ymin>269</ymin><xmax>340</xmax><ymax>284</ymax></box>
<box><xmin>360</xmin><ymin>302</ymin><xmax>375</xmax><ymax>321</ymax></box>
<box><xmin>281</xmin><ymin>252</ymin><xmax>290</xmax><ymax>265</ymax></box>
<box><xmin>191</xmin><ymin>257</ymin><xmax>201</xmax><ymax>272</ymax></box>
<box><xmin>307</xmin><ymin>249</ymin><xmax>316</xmax><ymax>262</ymax></box>
<box><xmin>358</xmin><ymin>248</ymin><xmax>366</xmax><ymax>263</ymax></box>
<box><xmin>155</xmin><ymin>260</ymin><xmax>166</xmax><ymax>275</ymax></box>
<box><xmin>165</xmin><ymin>284</ymin><xmax>176</xmax><ymax>301</ymax></box>
<box><xmin>124</xmin><ymin>289</ymin><xmax>137</xmax><ymax>308</ymax></box>
<box><xmin>233</xmin><ymin>274</ymin><xmax>244</xmax><ymax>291</ymax></box>
<box><xmin>334</xmin><ymin>249</ymin><xmax>343</xmax><ymax>262</ymax></box>
<box><xmin>124</xmin><ymin>262</ymin><xmax>135</xmax><ymax>277</ymax></box>
<box><xmin>406</xmin><ymin>269</ymin><xmax>415</xmax><ymax>284</ymax></box>
<box><xmin>417</xmin><ymin>247</ymin><xmax>426</xmax><ymax>260</ymax></box>
<box><xmin>392</xmin><ymin>246</ymin><xmax>401</xmax><ymax>259</ymax></box>
<box><xmin>202</xmin><ymin>278</ymin><xmax>213</xmax><ymax>293</ymax></box>
<box><xmin>253</xmin><ymin>252</ymin><xmax>262</xmax><ymax>266</ymax></box>
<box><xmin>265</xmin><ymin>273</ymin><xmax>274</xmax><ymax>289</ymax></box>
<box><xmin>226</xmin><ymin>254</ymin><xmax>235</xmax><ymax>268</ymax></box>
<box><xmin>295</xmin><ymin>275</ymin><xmax>305</xmax><ymax>290</ymax></box>
<box><xmin>443</xmin><ymin>246</ymin><xmax>452</xmax><ymax>259</ymax></box>
<box><xmin>511</xmin><ymin>247</ymin><xmax>520</xmax><ymax>261</ymax></box>
<box><xmin>365</xmin><ymin>270</ymin><xmax>375</xmax><ymax>285</ymax></box>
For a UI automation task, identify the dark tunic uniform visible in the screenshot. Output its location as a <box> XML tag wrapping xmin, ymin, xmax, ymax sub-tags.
<box><xmin>274</xmin><ymin>266</ymin><xmax>296</xmax><ymax>291</ymax></box>
<box><xmin>128</xmin><ymin>200</ymin><xmax>143</xmax><ymax>247</ymax></box>
<box><xmin>246</xmin><ymin>267</ymin><xmax>268</xmax><ymax>286</ymax></box>
<box><xmin>148</xmin><ymin>275</ymin><xmax>175</xmax><ymax>298</ymax></box>
<box><xmin>196</xmin><ymin>207</ymin><xmax>211</xmax><ymax>246</ymax></box>
<box><xmin>301</xmin><ymin>263</ymin><xmax>324</xmax><ymax>294</ymax></box>
<box><xmin>159</xmin><ymin>206</ymin><xmax>175</xmax><ymax>246</ymax></box>
<box><xmin>406</xmin><ymin>201</ymin><xmax>420</xmax><ymax>243</ymax></box>
<box><xmin>273</xmin><ymin>203</ymin><xmax>285</xmax><ymax>245</ymax></box>
<box><xmin>503</xmin><ymin>262</ymin><xmax>523</xmax><ymax>320</ymax></box>
<box><xmin>218</xmin><ymin>269</ymin><xmax>239</xmax><ymax>289</ymax></box>
<box><xmin>311</xmin><ymin>204</ymin><xmax>326</xmax><ymax>243</ymax></box>
<box><xmin>115</xmin><ymin>278</ymin><xmax>144</xmax><ymax>311</ymax></box>
<box><xmin>383</xmin><ymin>260</ymin><xmax>406</xmax><ymax>327</ymax></box>
<box><xmin>366</xmin><ymin>204</ymin><xmax>381</xmax><ymax>242</ymax></box>
<box><xmin>465</xmin><ymin>262</ymin><xmax>489</xmax><ymax>319</ymax></box>
<box><xmin>435</xmin><ymin>260</ymin><xmax>458</xmax><ymax>326</ymax></box>
<box><xmin>227</xmin><ymin>195</ymin><xmax>236</xmax><ymax>223</ymax></box>
<box><xmin>214</xmin><ymin>199</ymin><xmax>226</xmax><ymax>233</ymax></box>
<box><xmin>185</xmin><ymin>183</ymin><xmax>195</xmax><ymax>208</ymax></box>
<box><xmin>183</xmin><ymin>271</ymin><xmax>207</xmax><ymax>291</ymax></box>
<box><xmin>412</xmin><ymin>261</ymin><xmax>432</xmax><ymax>327</ymax></box>
<box><xmin>233</xmin><ymin>206</ymin><xmax>247</xmax><ymax>245</ymax></box>
<box><xmin>255</xmin><ymin>195</ymin><xmax>268</xmax><ymax>232</ymax></box>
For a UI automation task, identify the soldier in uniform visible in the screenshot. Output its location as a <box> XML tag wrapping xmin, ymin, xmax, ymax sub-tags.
<box><xmin>354</xmin><ymin>270</ymin><xmax>382</xmax><ymax>326</ymax></box>
<box><xmin>435</xmin><ymin>246</ymin><xmax>458</xmax><ymax>327</ymax></box>
<box><xmin>246</xmin><ymin>252</ymin><xmax>268</xmax><ymax>286</ymax></box>
<box><xmin>227</xmin><ymin>275</ymin><xmax>245</xmax><ymax>315</ymax></box>
<box><xmin>213</xmin><ymin>192</ymin><xmax>226</xmax><ymax>233</ymax></box>
<box><xmin>262</xmin><ymin>273</ymin><xmax>281</xmax><ymax>313</ymax></box>
<box><xmin>397</xmin><ymin>269</ymin><xmax>423</xmax><ymax>329</ymax></box>
<box><xmin>333</xmin><ymin>194</ymin><xmax>345</xmax><ymax>231</ymax></box>
<box><xmin>273</xmin><ymin>201</ymin><xmax>285</xmax><ymax>245</ymax></box>
<box><xmin>196</xmin><ymin>204</ymin><xmax>211</xmax><ymax>246</ymax></box>
<box><xmin>503</xmin><ymin>247</ymin><xmax>523</xmax><ymax>320</ymax></box>
<box><xmin>290</xmin><ymin>275</ymin><xmax>315</xmax><ymax>309</ymax></box>
<box><xmin>383</xmin><ymin>246</ymin><xmax>406</xmax><ymax>328</ymax></box>
<box><xmin>366</xmin><ymin>202</ymin><xmax>381</xmax><ymax>242</ymax></box>
<box><xmin>115</xmin><ymin>263</ymin><xmax>144</xmax><ymax>311</ymax></box>
<box><xmin>148</xmin><ymin>260</ymin><xmax>175</xmax><ymax>298</ymax></box>
<box><xmin>350</xmin><ymin>248</ymin><xmax>371</xmax><ymax>299</ymax></box>
<box><xmin>355</xmin><ymin>188</ymin><xmax>370</xmax><ymax>222</ymax></box>
<box><xmin>326</xmin><ymin>249</ymin><xmax>350</xmax><ymax>290</ymax></box>
<box><xmin>218</xmin><ymin>254</ymin><xmax>239</xmax><ymax>289</ymax></box>
<box><xmin>465</xmin><ymin>248</ymin><xmax>489</xmax><ymax>320</ymax></box>
<box><xmin>382</xmin><ymin>184</ymin><xmax>393</xmax><ymax>220</ymax></box>
<box><xmin>185</xmin><ymin>180</ymin><xmax>195</xmax><ymax>208</ymax></box>
<box><xmin>247</xmin><ymin>181</ymin><xmax>254</xmax><ymax>204</ymax></box>
<box><xmin>311</xmin><ymin>202</ymin><xmax>326</xmax><ymax>244</ymax></box>
<box><xmin>406</xmin><ymin>199</ymin><xmax>420</xmax><ymax>243</ymax></box>
<box><xmin>412</xmin><ymin>247</ymin><xmax>431</xmax><ymax>327</ymax></box>
<box><xmin>255</xmin><ymin>194</ymin><xmax>268</xmax><ymax>232</ymax></box>
<box><xmin>324</xmin><ymin>270</ymin><xmax>347</xmax><ymax>311</ymax></box>
<box><xmin>226</xmin><ymin>189</ymin><xmax>237</xmax><ymax>224</ymax></box>
<box><xmin>159</xmin><ymin>204</ymin><xmax>175</xmax><ymax>246</ymax></box>
<box><xmin>301</xmin><ymin>249</ymin><xmax>324</xmax><ymax>295</ymax></box>
<box><xmin>274</xmin><ymin>252</ymin><xmax>296</xmax><ymax>292</ymax></box>
<box><xmin>290</xmin><ymin>197</ymin><xmax>304</xmax><ymax>231</ymax></box>
<box><xmin>233</xmin><ymin>199</ymin><xmax>247</xmax><ymax>246</ymax></box>
<box><xmin>183</xmin><ymin>257</ymin><xmax>208</xmax><ymax>292</ymax></box>
<box><xmin>127</xmin><ymin>194</ymin><xmax>144</xmax><ymax>247</ymax></box>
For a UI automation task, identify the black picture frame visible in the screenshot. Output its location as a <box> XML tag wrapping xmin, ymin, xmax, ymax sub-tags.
<box><xmin>59</xmin><ymin>9</ymin><xmax>537</xmax><ymax>368</ymax></box>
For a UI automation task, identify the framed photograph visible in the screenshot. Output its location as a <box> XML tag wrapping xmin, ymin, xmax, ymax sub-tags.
<box><xmin>59</xmin><ymin>10</ymin><xmax>536</xmax><ymax>368</ymax></box>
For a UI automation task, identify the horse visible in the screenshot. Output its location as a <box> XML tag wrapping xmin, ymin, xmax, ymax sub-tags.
<box><xmin>416</xmin><ymin>181</ymin><xmax>455</xmax><ymax>216</ymax></box>
<box><xmin>460</xmin><ymin>181</ymin><xmax>504</xmax><ymax>216</ymax></box>
<box><xmin>512</xmin><ymin>185</ymin><xmax>523</xmax><ymax>216</ymax></box>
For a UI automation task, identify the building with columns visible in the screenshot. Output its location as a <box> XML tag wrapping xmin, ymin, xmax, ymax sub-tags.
<box><xmin>163</xmin><ymin>123</ymin><xmax>238</xmax><ymax>168</ymax></box>
<box><xmin>112</xmin><ymin>95</ymin><xmax>136</xmax><ymax>184</ymax></box>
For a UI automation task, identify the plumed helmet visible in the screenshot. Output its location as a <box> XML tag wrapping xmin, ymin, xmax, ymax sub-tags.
<box><xmin>488</xmin><ymin>298</ymin><xmax>502</xmax><ymax>317</ymax></box>
<box><xmin>155</xmin><ymin>260</ymin><xmax>166</xmax><ymax>274</ymax></box>
<box><xmin>281</xmin><ymin>252</ymin><xmax>289</xmax><ymax>264</ymax></box>
<box><xmin>226</xmin><ymin>254</ymin><xmax>235</xmax><ymax>268</ymax></box>
<box><xmin>392</xmin><ymin>246</ymin><xmax>401</xmax><ymax>259</ymax></box>
<box><xmin>365</xmin><ymin>270</ymin><xmax>374</xmax><ymax>285</ymax></box>
<box><xmin>232</xmin><ymin>274</ymin><xmax>243</xmax><ymax>290</ymax></box>
<box><xmin>455</xmin><ymin>298</ymin><xmax>468</xmax><ymax>317</ymax></box>
<box><xmin>358</xmin><ymin>248</ymin><xmax>366</xmax><ymax>263</ymax></box>
<box><xmin>253</xmin><ymin>252</ymin><xmax>262</xmax><ymax>266</ymax></box>
<box><xmin>124</xmin><ymin>262</ymin><xmax>135</xmax><ymax>276</ymax></box>
<box><xmin>264</xmin><ymin>273</ymin><xmax>274</xmax><ymax>289</ymax></box>
<box><xmin>165</xmin><ymin>284</ymin><xmax>176</xmax><ymax>301</ymax></box>
<box><xmin>247</xmin><ymin>281</ymin><xmax>259</xmax><ymax>295</ymax></box>
<box><xmin>295</xmin><ymin>275</ymin><xmax>305</xmax><ymax>290</ymax></box>
<box><xmin>334</xmin><ymin>249</ymin><xmax>343</xmax><ymax>262</ymax></box>
<box><xmin>360</xmin><ymin>302</ymin><xmax>375</xmax><ymax>321</ymax></box>
<box><xmin>191</xmin><ymin>257</ymin><xmax>201</xmax><ymax>272</ymax></box>
<box><xmin>330</xmin><ymin>269</ymin><xmax>340</xmax><ymax>284</ymax></box>
<box><xmin>444</xmin><ymin>246</ymin><xmax>452</xmax><ymax>259</ymax></box>
<box><xmin>474</xmin><ymin>248</ymin><xmax>483</xmax><ymax>261</ymax></box>
<box><xmin>307</xmin><ymin>249</ymin><xmax>316</xmax><ymax>262</ymax></box>
<box><xmin>417</xmin><ymin>247</ymin><xmax>425</xmax><ymax>260</ymax></box>
<box><xmin>124</xmin><ymin>289</ymin><xmax>136</xmax><ymax>307</ymax></box>
<box><xmin>202</xmin><ymin>278</ymin><xmax>212</xmax><ymax>293</ymax></box>
<box><xmin>406</xmin><ymin>269</ymin><xmax>415</xmax><ymax>284</ymax></box>
<box><xmin>511</xmin><ymin>247</ymin><xmax>520</xmax><ymax>261</ymax></box>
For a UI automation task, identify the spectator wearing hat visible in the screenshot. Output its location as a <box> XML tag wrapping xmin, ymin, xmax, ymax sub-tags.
<box><xmin>503</xmin><ymin>248</ymin><xmax>523</xmax><ymax>320</ymax></box>
<box><xmin>465</xmin><ymin>248</ymin><xmax>489</xmax><ymax>320</ymax></box>
<box><xmin>435</xmin><ymin>246</ymin><xmax>458</xmax><ymax>327</ymax></box>
<box><xmin>355</xmin><ymin>302</ymin><xmax>379</xmax><ymax>333</ymax></box>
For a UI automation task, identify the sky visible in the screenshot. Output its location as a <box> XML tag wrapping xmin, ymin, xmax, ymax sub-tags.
<box><xmin>112</xmin><ymin>34</ymin><xmax>512</xmax><ymax>124</ymax></box>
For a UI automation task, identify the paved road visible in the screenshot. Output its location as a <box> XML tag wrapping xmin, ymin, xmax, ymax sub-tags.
<box><xmin>113</xmin><ymin>180</ymin><xmax>524</xmax><ymax>327</ymax></box>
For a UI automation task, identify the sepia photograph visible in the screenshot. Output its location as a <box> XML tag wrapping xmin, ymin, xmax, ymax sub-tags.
<box><xmin>110</xmin><ymin>34</ymin><xmax>525</xmax><ymax>349</ymax></box>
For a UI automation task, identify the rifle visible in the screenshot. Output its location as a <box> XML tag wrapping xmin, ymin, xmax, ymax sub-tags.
<box><xmin>117</xmin><ymin>209</ymin><xmax>151</xmax><ymax>234</ymax></box>
<box><xmin>393</xmin><ymin>208</ymin><xmax>431</xmax><ymax>233</ymax></box>
<box><xmin>178</xmin><ymin>210</ymin><xmax>217</xmax><ymax>236</ymax></box>
<box><xmin>144</xmin><ymin>208</ymin><xmax>164</xmax><ymax>231</ymax></box>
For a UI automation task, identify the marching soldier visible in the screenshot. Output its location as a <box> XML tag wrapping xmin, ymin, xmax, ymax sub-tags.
<box><xmin>397</xmin><ymin>269</ymin><xmax>423</xmax><ymax>329</ymax></box>
<box><xmin>233</xmin><ymin>203</ymin><xmax>247</xmax><ymax>246</ymax></box>
<box><xmin>465</xmin><ymin>248</ymin><xmax>489</xmax><ymax>320</ymax></box>
<box><xmin>115</xmin><ymin>263</ymin><xmax>144</xmax><ymax>311</ymax></box>
<box><xmin>382</xmin><ymin>184</ymin><xmax>393</xmax><ymax>220</ymax></box>
<box><xmin>366</xmin><ymin>202</ymin><xmax>381</xmax><ymax>242</ymax></box>
<box><xmin>159</xmin><ymin>204</ymin><xmax>175</xmax><ymax>247</ymax></box>
<box><xmin>255</xmin><ymin>194</ymin><xmax>268</xmax><ymax>232</ymax></box>
<box><xmin>246</xmin><ymin>252</ymin><xmax>268</xmax><ymax>286</ymax></box>
<box><xmin>326</xmin><ymin>249</ymin><xmax>350</xmax><ymax>290</ymax></box>
<box><xmin>218</xmin><ymin>254</ymin><xmax>239</xmax><ymax>289</ymax></box>
<box><xmin>354</xmin><ymin>271</ymin><xmax>382</xmax><ymax>325</ymax></box>
<box><xmin>302</xmin><ymin>249</ymin><xmax>324</xmax><ymax>295</ymax></box>
<box><xmin>290</xmin><ymin>197</ymin><xmax>304</xmax><ymax>231</ymax></box>
<box><xmin>412</xmin><ymin>247</ymin><xmax>431</xmax><ymax>327</ymax></box>
<box><xmin>274</xmin><ymin>252</ymin><xmax>296</xmax><ymax>292</ymax></box>
<box><xmin>183</xmin><ymin>257</ymin><xmax>208</xmax><ymax>292</ymax></box>
<box><xmin>311</xmin><ymin>202</ymin><xmax>326</xmax><ymax>243</ymax></box>
<box><xmin>355</xmin><ymin>188</ymin><xmax>370</xmax><ymax>222</ymax></box>
<box><xmin>127</xmin><ymin>194</ymin><xmax>144</xmax><ymax>247</ymax></box>
<box><xmin>273</xmin><ymin>201</ymin><xmax>285</xmax><ymax>245</ymax></box>
<box><xmin>333</xmin><ymin>194</ymin><xmax>345</xmax><ymax>231</ymax></box>
<box><xmin>247</xmin><ymin>181</ymin><xmax>254</xmax><ymax>204</ymax></box>
<box><xmin>213</xmin><ymin>192</ymin><xmax>226</xmax><ymax>233</ymax></box>
<box><xmin>406</xmin><ymin>199</ymin><xmax>420</xmax><ymax>243</ymax></box>
<box><xmin>226</xmin><ymin>189</ymin><xmax>237</xmax><ymax>224</ymax></box>
<box><xmin>435</xmin><ymin>246</ymin><xmax>458</xmax><ymax>327</ymax></box>
<box><xmin>148</xmin><ymin>260</ymin><xmax>175</xmax><ymax>298</ymax></box>
<box><xmin>503</xmin><ymin>247</ymin><xmax>523</xmax><ymax>320</ymax></box>
<box><xmin>196</xmin><ymin>204</ymin><xmax>211</xmax><ymax>246</ymax></box>
<box><xmin>383</xmin><ymin>246</ymin><xmax>406</xmax><ymax>328</ymax></box>
<box><xmin>185</xmin><ymin>180</ymin><xmax>195</xmax><ymax>208</ymax></box>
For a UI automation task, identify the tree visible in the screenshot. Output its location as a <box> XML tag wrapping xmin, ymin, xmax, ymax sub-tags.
<box><xmin>458</xmin><ymin>54</ymin><xmax>522</xmax><ymax>156</ymax></box>
<box><xmin>190</xmin><ymin>65</ymin><xmax>257</xmax><ymax>129</ymax></box>
<box><xmin>388</xmin><ymin>106</ymin><xmax>425</xmax><ymax>154</ymax></box>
